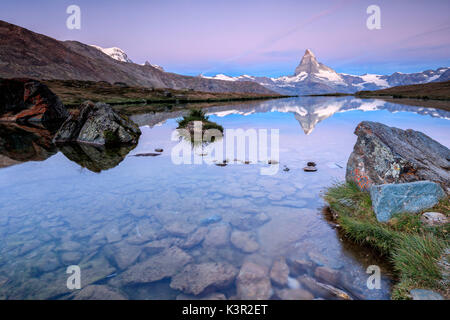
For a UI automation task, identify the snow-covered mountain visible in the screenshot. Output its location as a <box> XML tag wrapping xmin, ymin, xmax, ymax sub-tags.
<box><xmin>90</xmin><ymin>45</ymin><xmax>134</xmax><ymax>63</ymax></box>
<box><xmin>90</xmin><ymin>45</ymin><xmax>164</xmax><ymax>71</ymax></box>
<box><xmin>202</xmin><ymin>49</ymin><xmax>449</xmax><ymax>95</ymax></box>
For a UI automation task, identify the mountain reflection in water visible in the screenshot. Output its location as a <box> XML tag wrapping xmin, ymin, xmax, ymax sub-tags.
<box><xmin>131</xmin><ymin>96</ymin><xmax>450</xmax><ymax>135</ymax></box>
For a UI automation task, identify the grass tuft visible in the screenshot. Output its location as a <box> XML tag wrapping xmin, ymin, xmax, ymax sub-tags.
<box><xmin>177</xmin><ymin>109</ymin><xmax>224</xmax><ymax>132</ymax></box>
<box><xmin>324</xmin><ymin>182</ymin><xmax>449</xmax><ymax>299</ymax></box>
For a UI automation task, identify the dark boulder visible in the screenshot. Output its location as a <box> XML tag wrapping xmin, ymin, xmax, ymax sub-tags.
<box><xmin>53</xmin><ymin>101</ymin><xmax>141</xmax><ymax>145</ymax></box>
<box><xmin>0</xmin><ymin>78</ymin><xmax>68</xmax><ymax>125</ymax></box>
<box><xmin>346</xmin><ymin>121</ymin><xmax>450</xmax><ymax>192</ymax></box>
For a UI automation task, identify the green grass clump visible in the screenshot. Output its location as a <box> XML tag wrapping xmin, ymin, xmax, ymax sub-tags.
<box><xmin>177</xmin><ymin>109</ymin><xmax>224</xmax><ymax>132</ymax></box>
<box><xmin>324</xmin><ymin>182</ymin><xmax>449</xmax><ymax>299</ymax></box>
<box><xmin>393</xmin><ymin>233</ymin><xmax>446</xmax><ymax>286</ymax></box>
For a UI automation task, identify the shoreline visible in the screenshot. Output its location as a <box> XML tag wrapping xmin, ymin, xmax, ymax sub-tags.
<box><xmin>43</xmin><ymin>79</ymin><xmax>295</xmax><ymax>110</ymax></box>
<box><xmin>303</xmin><ymin>81</ymin><xmax>450</xmax><ymax>112</ymax></box>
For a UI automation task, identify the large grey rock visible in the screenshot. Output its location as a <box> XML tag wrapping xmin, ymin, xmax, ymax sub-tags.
<box><xmin>53</xmin><ymin>101</ymin><xmax>141</xmax><ymax>145</ymax></box>
<box><xmin>170</xmin><ymin>262</ymin><xmax>238</xmax><ymax>295</ymax></box>
<box><xmin>370</xmin><ymin>181</ymin><xmax>445</xmax><ymax>222</ymax></box>
<box><xmin>346</xmin><ymin>121</ymin><xmax>450</xmax><ymax>192</ymax></box>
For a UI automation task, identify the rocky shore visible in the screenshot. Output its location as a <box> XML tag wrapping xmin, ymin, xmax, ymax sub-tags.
<box><xmin>0</xmin><ymin>78</ymin><xmax>142</xmax><ymax>172</ymax></box>
<box><xmin>326</xmin><ymin>121</ymin><xmax>449</xmax><ymax>300</ymax></box>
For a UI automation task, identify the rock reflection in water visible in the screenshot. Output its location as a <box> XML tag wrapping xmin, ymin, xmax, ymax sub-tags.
<box><xmin>0</xmin><ymin>122</ymin><xmax>138</xmax><ymax>172</ymax></box>
<box><xmin>58</xmin><ymin>143</ymin><xmax>138</xmax><ymax>173</ymax></box>
<box><xmin>0</xmin><ymin>123</ymin><xmax>57</xmax><ymax>168</ymax></box>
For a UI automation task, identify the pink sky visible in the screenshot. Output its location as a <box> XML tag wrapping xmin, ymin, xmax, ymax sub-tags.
<box><xmin>1</xmin><ymin>0</ymin><xmax>449</xmax><ymax>76</ymax></box>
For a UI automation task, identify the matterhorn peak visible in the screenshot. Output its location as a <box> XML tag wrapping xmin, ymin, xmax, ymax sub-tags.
<box><xmin>294</xmin><ymin>49</ymin><xmax>321</xmax><ymax>75</ymax></box>
<box><xmin>304</xmin><ymin>49</ymin><xmax>315</xmax><ymax>57</ymax></box>
<box><xmin>294</xmin><ymin>49</ymin><xmax>338</xmax><ymax>78</ymax></box>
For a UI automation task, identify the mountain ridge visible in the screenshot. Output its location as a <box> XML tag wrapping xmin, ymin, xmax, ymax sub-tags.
<box><xmin>203</xmin><ymin>49</ymin><xmax>449</xmax><ymax>95</ymax></box>
<box><xmin>0</xmin><ymin>20</ymin><xmax>275</xmax><ymax>95</ymax></box>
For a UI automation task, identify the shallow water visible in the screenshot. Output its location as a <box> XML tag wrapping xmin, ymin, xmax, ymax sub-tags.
<box><xmin>0</xmin><ymin>96</ymin><xmax>449</xmax><ymax>300</ymax></box>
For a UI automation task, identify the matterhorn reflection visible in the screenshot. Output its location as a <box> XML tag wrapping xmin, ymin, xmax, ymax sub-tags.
<box><xmin>131</xmin><ymin>97</ymin><xmax>450</xmax><ymax>135</ymax></box>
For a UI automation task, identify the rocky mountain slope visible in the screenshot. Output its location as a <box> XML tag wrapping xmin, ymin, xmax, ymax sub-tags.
<box><xmin>0</xmin><ymin>20</ymin><xmax>274</xmax><ymax>95</ymax></box>
<box><xmin>203</xmin><ymin>49</ymin><xmax>449</xmax><ymax>95</ymax></box>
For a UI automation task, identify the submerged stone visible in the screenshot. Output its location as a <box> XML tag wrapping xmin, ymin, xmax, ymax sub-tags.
<box><xmin>236</xmin><ymin>262</ymin><xmax>272</xmax><ymax>300</ymax></box>
<box><xmin>230</xmin><ymin>230</ymin><xmax>259</xmax><ymax>253</ymax></box>
<box><xmin>176</xmin><ymin>292</ymin><xmax>227</xmax><ymax>300</ymax></box>
<box><xmin>298</xmin><ymin>275</ymin><xmax>352</xmax><ymax>300</ymax></box>
<box><xmin>181</xmin><ymin>227</ymin><xmax>208</xmax><ymax>249</ymax></box>
<box><xmin>270</xmin><ymin>258</ymin><xmax>289</xmax><ymax>287</ymax></box>
<box><xmin>275</xmin><ymin>288</ymin><xmax>314</xmax><ymax>300</ymax></box>
<box><xmin>111</xmin><ymin>246</ymin><xmax>192</xmax><ymax>285</ymax></box>
<box><xmin>203</xmin><ymin>224</ymin><xmax>230</xmax><ymax>247</ymax></box>
<box><xmin>70</xmin><ymin>285</ymin><xmax>126</xmax><ymax>300</ymax></box>
<box><xmin>370</xmin><ymin>181</ymin><xmax>445</xmax><ymax>222</ymax></box>
<box><xmin>200</xmin><ymin>214</ymin><xmax>222</xmax><ymax>226</ymax></box>
<box><xmin>314</xmin><ymin>266</ymin><xmax>340</xmax><ymax>286</ymax></box>
<box><xmin>170</xmin><ymin>262</ymin><xmax>238</xmax><ymax>295</ymax></box>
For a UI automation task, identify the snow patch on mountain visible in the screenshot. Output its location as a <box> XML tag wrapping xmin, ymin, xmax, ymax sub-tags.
<box><xmin>357</xmin><ymin>74</ymin><xmax>389</xmax><ymax>88</ymax></box>
<box><xmin>91</xmin><ymin>45</ymin><xmax>165</xmax><ymax>71</ymax></box>
<box><xmin>143</xmin><ymin>61</ymin><xmax>164</xmax><ymax>71</ymax></box>
<box><xmin>90</xmin><ymin>45</ymin><xmax>133</xmax><ymax>63</ymax></box>
<box><xmin>203</xmin><ymin>74</ymin><xmax>237</xmax><ymax>81</ymax></box>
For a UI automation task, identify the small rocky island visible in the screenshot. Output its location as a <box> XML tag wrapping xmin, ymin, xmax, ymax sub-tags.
<box><xmin>176</xmin><ymin>109</ymin><xmax>223</xmax><ymax>144</ymax></box>
<box><xmin>53</xmin><ymin>101</ymin><xmax>141</xmax><ymax>146</ymax></box>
